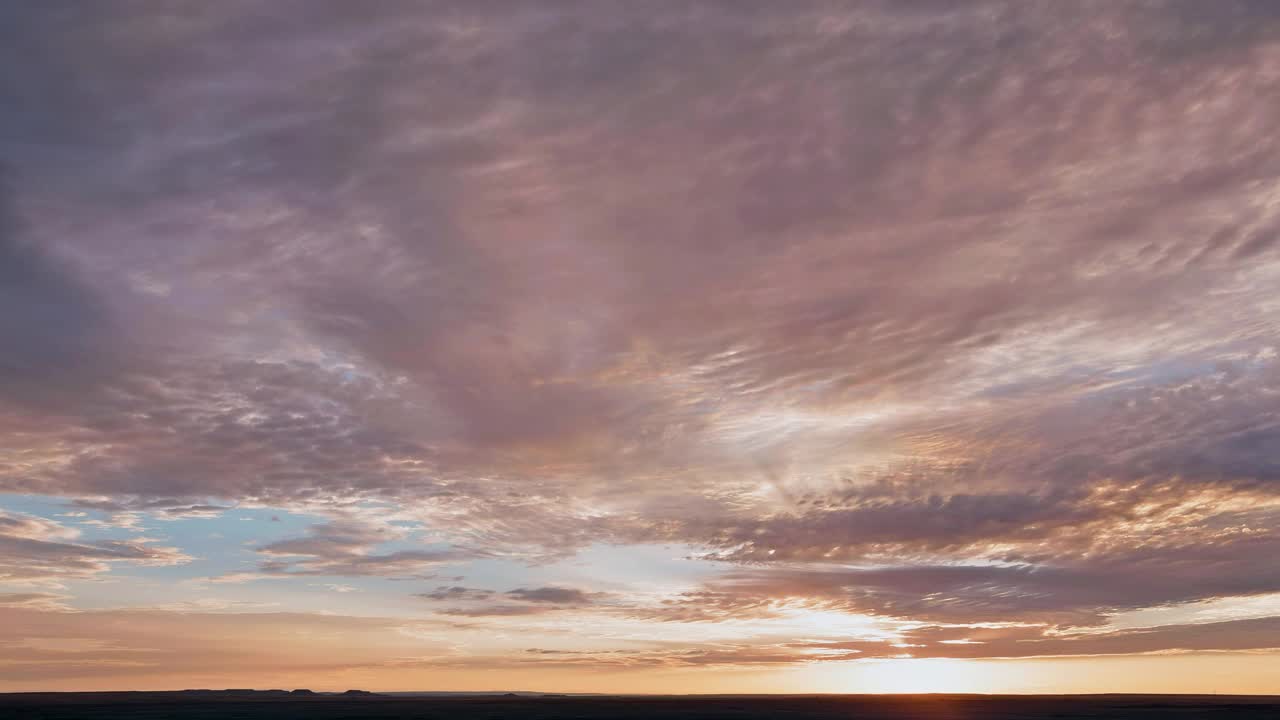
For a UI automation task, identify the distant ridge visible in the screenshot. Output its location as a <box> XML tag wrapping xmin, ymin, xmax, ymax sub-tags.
<box><xmin>172</xmin><ymin>689</ymin><xmax>380</xmax><ymax>698</ymax></box>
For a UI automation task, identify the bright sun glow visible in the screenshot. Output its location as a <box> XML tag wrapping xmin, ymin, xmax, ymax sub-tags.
<box><xmin>851</xmin><ymin>658</ymin><xmax>1014</xmax><ymax>694</ymax></box>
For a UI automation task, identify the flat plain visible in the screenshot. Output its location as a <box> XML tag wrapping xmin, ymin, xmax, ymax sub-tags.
<box><xmin>1</xmin><ymin>692</ymin><xmax>1277</xmax><ymax>720</ymax></box>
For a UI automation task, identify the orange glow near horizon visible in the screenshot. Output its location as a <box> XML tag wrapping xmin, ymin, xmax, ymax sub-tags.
<box><xmin>3</xmin><ymin>646</ymin><xmax>1279</xmax><ymax>696</ymax></box>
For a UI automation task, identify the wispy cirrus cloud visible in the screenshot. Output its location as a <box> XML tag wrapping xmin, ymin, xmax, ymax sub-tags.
<box><xmin>249</xmin><ymin>516</ymin><xmax>465</xmax><ymax>579</ymax></box>
<box><xmin>0</xmin><ymin>511</ymin><xmax>188</xmax><ymax>586</ymax></box>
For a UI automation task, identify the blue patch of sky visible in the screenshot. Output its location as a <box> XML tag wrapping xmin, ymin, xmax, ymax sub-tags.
<box><xmin>2</xmin><ymin>494</ymin><xmax>726</xmax><ymax>617</ymax></box>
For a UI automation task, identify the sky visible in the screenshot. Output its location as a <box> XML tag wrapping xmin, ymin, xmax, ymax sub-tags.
<box><xmin>1</xmin><ymin>0</ymin><xmax>1279</xmax><ymax>695</ymax></box>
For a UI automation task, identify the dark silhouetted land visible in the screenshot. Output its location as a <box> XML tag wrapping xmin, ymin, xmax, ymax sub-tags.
<box><xmin>0</xmin><ymin>691</ymin><xmax>1277</xmax><ymax>719</ymax></box>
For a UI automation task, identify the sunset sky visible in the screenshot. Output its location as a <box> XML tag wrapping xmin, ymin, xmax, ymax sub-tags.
<box><xmin>2</xmin><ymin>1</ymin><xmax>1279</xmax><ymax>695</ymax></box>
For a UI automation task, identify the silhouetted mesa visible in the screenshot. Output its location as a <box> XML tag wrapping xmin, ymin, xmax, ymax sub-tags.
<box><xmin>177</xmin><ymin>689</ymin><xmax>323</xmax><ymax>699</ymax></box>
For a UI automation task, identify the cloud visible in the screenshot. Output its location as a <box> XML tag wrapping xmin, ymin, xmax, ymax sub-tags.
<box><xmin>505</xmin><ymin>587</ymin><xmax>599</xmax><ymax>605</ymax></box>
<box><xmin>0</xmin><ymin>166</ymin><xmax>122</xmax><ymax>410</ymax></box>
<box><xmin>485</xmin><ymin>616</ymin><xmax>1280</xmax><ymax>667</ymax></box>
<box><xmin>417</xmin><ymin>586</ymin><xmax>494</xmax><ymax>602</ymax></box>
<box><xmin>625</xmin><ymin>535</ymin><xmax>1280</xmax><ymax>631</ymax></box>
<box><xmin>437</xmin><ymin>604</ymin><xmax>561</xmax><ymax>618</ymax></box>
<box><xmin>69</xmin><ymin>497</ymin><xmax>231</xmax><ymax>520</ymax></box>
<box><xmin>0</xmin><ymin>511</ymin><xmax>188</xmax><ymax>586</ymax></box>
<box><xmin>419</xmin><ymin>585</ymin><xmax>607</xmax><ymax>617</ymax></box>
<box><xmin>0</xmin><ymin>596</ymin><xmax>1275</xmax><ymax>689</ymax></box>
<box><xmin>1</xmin><ymin>0</ymin><xmax>1279</xmax><ymax>672</ymax></box>
<box><xmin>252</xmin><ymin>516</ymin><xmax>465</xmax><ymax>578</ymax></box>
<box><xmin>0</xmin><ymin>592</ymin><xmax>71</xmax><ymax>611</ymax></box>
